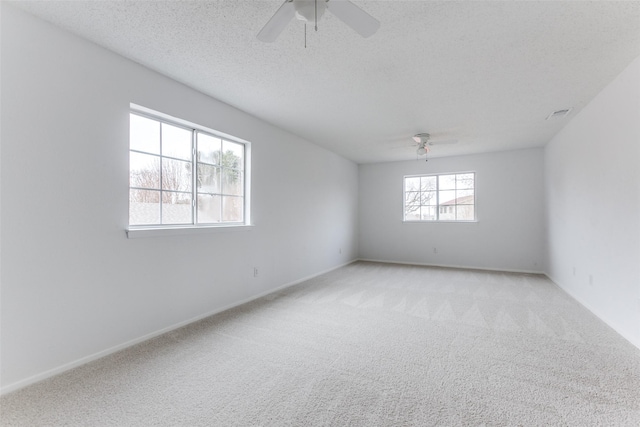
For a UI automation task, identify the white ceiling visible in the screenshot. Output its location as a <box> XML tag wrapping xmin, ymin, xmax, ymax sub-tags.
<box><xmin>10</xmin><ymin>0</ymin><xmax>640</xmax><ymax>164</ymax></box>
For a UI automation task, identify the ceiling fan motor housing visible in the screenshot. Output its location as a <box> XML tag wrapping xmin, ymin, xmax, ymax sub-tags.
<box><xmin>257</xmin><ymin>0</ymin><xmax>380</xmax><ymax>43</ymax></box>
<box><xmin>294</xmin><ymin>0</ymin><xmax>327</xmax><ymax>23</ymax></box>
<box><xmin>413</xmin><ymin>133</ymin><xmax>431</xmax><ymax>144</ymax></box>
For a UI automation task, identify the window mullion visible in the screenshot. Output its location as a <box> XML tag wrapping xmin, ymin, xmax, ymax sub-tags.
<box><xmin>219</xmin><ymin>147</ymin><xmax>225</xmax><ymax>222</ymax></box>
<box><xmin>435</xmin><ymin>175</ymin><xmax>440</xmax><ymax>221</ymax></box>
<box><xmin>192</xmin><ymin>131</ymin><xmax>197</xmax><ymax>225</ymax></box>
<box><xmin>220</xmin><ymin>166</ymin><xmax>224</xmax><ymax>222</ymax></box>
<box><xmin>453</xmin><ymin>173</ymin><xmax>457</xmax><ymax>221</ymax></box>
<box><xmin>159</xmin><ymin>123</ymin><xmax>164</xmax><ymax>225</ymax></box>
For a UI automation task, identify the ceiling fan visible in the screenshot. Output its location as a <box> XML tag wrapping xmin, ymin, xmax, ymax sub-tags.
<box><xmin>257</xmin><ymin>0</ymin><xmax>380</xmax><ymax>43</ymax></box>
<box><xmin>413</xmin><ymin>133</ymin><xmax>458</xmax><ymax>158</ymax></box>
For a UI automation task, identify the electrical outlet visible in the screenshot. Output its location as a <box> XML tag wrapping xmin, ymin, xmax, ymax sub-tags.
<box><xmin>433</xmin><ymin>247</ymin><xmax>438</xmax><ymax>254</ymax></box>
<box><xmin>589</xmin><ymin>274</ymin><xmax>594</xmax><ymax>286</ymax></box>
<box><xmin>253</xmin><ymin>267</ymin><xmax>258</xmax><ymax>278</ymax></box>
<box><xmin>339</xmin><ymin>248</ymin><xmax>342</xmax><ymax>254</ymax></box>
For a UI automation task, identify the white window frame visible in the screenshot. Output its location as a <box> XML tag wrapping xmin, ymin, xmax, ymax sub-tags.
<box><xmin>127</xmin><ymin>104</ymin><xmax>251</xmax><ymax>238</ymax></box>
<box><xmin>403</xmin><ymin>172</ymin><xmax>476</xmax><ymax>222</ymax></box>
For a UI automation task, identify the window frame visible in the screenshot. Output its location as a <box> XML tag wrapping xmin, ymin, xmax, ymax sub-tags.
<box><xmin>402</xmin><ymin>171</ymin><xmax>476</xmax><ymax>223</ymax></box>
<box><xmin>127</xmin><ymin>105</ymin><xmax>251</xmax><ymax>237</ymax></box>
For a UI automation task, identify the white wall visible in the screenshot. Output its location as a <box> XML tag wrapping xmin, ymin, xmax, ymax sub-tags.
<box><xmin>544</xmin><ymin>55</ymin><xmax>640</xmax><ymax>348</ymax></box>
<box><xmin>359</xmin><ymin>149</ymin><xmax>545</xmax><ymax>273</ymax></box>
<box><xmin>0</xmin><ymin>4</ymin><xmax>358</xmax><ymax>392</ymax></box>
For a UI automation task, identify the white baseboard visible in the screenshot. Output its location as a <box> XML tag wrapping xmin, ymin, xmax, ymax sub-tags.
<box><xmin>357</xmin><ymin>258</ymin><xmax>545</xmax><ymax>275</ymax></box>
<box><xmin>544</xmin><ymin>273</ymin><xmax>640</xmax><ymax>351</ymax></box>
<box><xmin>0</xmin><ymin>259</ymin><xmax>358</xmax><ymax>396</ymax></box>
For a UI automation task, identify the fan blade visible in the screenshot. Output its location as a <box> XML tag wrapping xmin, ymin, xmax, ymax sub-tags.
<box><xmin>429</xmin><ymin>139</ymin><xmax>458</xmax><ymax>146</ymax></box>
<box><xmin>257</xmin><ymin>1</ymin><xmax>296</xmax><ymax>42</ymax></box>
<box><xmin>326</xmin><ymin>0</ymin><xmax>380</xmax><ymax>38</ymax></box>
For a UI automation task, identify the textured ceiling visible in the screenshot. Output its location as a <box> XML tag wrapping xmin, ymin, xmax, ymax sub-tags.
<box><xmin>10</xmin><ymin>0</ymin><xmax>640</xmax><ymax>164</ymax></box>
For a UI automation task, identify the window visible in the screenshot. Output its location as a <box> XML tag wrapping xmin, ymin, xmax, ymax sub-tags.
<box><xmin>403</xmin><ymin>172</ymin><xmax>475</xmax><ymax>221</ymax></box>
<box><xmin>129</xmin><ymin>109</ymin><xmax>249</xmax><ymax>229</ymax></box>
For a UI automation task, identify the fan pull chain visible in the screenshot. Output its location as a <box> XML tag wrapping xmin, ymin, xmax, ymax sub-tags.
<box><xmin>304</xmin><ymin>0</ymin><xmax>319</xmax><ymax>48</ymax></box>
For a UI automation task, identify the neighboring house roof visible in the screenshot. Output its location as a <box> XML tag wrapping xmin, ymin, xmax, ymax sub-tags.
<box><xmin>441</xmin><ymin>195</ymin><xmax>474</xmax><ymax>205</ymax></box>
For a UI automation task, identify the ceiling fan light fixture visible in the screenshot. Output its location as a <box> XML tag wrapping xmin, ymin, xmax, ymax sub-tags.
<box><xmin>294</xmin><ymin>0</ymin><xmax>326</xmax><ymax>23</ymax></box>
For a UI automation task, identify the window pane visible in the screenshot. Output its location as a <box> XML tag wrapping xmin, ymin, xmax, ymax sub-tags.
<box><xmin>197</xmin><ymin>133</ymin><xmax>221</xmax><ymax>165</ymax></box>
<box><xmin>197</xmin><ymin>194</ymin><xmax>221</xmax><ymax>223</ymax></box>
<box><xmin>222</xmin><ymin>140</ymin><xmax>244</xmax><ymax>171</ymax></box>
<box><xmin>439</xmin><ymin>174</ymin><xmax>456</xmax><ymax>190</ymax></box>
<box><xmin>162</xmin><ymin>192</ymin><xmax>191</xmax><ymax>224</ymax></box>
<box><xmin>405</xmin><ymin>204</ymin><xmax>420</xmax><ymax>220</ymax></box>
<box><xmin>222</xmin><ymin>196</ymin><xmax>243</xmax><ymax>222</ymax></box>
<box><xmin>405</xmin><ymin>177</ymin><xmax>420</xmax><ymax>192</ymax></box>
<box><xmin>405</xmin><ymin>191</ymin><xmax>420</xmax><ymax>205</ymax></box>
<box><xmin>421</xmin><ymin>191</ymin><xmax>436</xmax><ymax>206</ymax></box>
<box><xmin>162</xmin><ymin>123</ymin><xmax>191</xmax><ymax>160</ymax></box>
<box><xmin>457</xmin><ymin>205</ymin><xmax>475</xmax><ymax>221</ymax></box>
<box><xmin>439</xmin><ymin>190</ymin><xmax>456</xmax><ymax>206</ymax></box>
<box><xmin>130</xmin><ymin>114</ymin><xmax>160</xmax><ymax>154</ymax></box>
<box><xmin>457</xmin><ymin>173</ymin><xmax>474</xmax><ymax>189</ymax></box>
<box><xmin>420</xmin><ymin>206</ymin><xmax>437</xmax><ymax>221</ymax></box>
<box><xmin>162</xmin><ymin>158</ymin><xmax>192</xmax><ymax>192</ymax></box>
<box><xmin>197</xmin><ymin>164</ymin><xmax>220</xmax><ymax>194</ymax></box>
<box><xmin>421</xmin><ymin>176</ymin><xmax>436</xmax><ymax>191</ymax></box>
<box><xmin>129</xmin><ymin>189</ymin><xmax>160</xmax><ymax>225</ymax></box>
<box><xmin>440</xmin><ymin>206</ymin><xmax>455</xmax><ymax>220</ymax></box>
<box><xmin>223</xmin><ymin>170</ymin><xmax>243</xmax><ymax>196</ymax></box>
<box><xmin>130</xmin><ymin>152</ymin><xmax>160</xmax><ymax>189</ymax></box>
<box><xmin>456</xmin><ymin>189</ymin><xmax>474</xmax><ymax>204</ymax></box>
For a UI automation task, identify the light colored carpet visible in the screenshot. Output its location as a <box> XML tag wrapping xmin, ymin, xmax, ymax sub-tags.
<box><xmin>2</xmin><ymin>261</ymin><xmax>639</xmax><ymax>426</ymax></box>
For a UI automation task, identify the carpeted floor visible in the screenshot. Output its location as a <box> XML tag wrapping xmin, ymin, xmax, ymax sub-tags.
<box><xmin>2</xmin><ymin>261</ymin><xmax>640</xmax><ymax>426</ymax></box>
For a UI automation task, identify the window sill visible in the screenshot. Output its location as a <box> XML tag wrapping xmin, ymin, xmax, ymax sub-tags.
<box><xmin>402</xmin><ymin>220</ymin><xmax>478</xmax><ymax>224</ymax></box>
<box><xmin>126</xmin><ymin>224</ymin><xmax>254</xmax><ymax>239</ymax></box>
